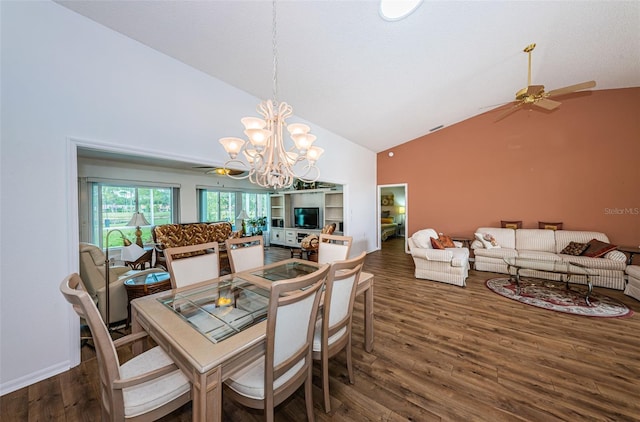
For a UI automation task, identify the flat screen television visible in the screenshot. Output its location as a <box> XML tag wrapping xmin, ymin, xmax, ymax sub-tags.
<box><xmin>294</xmin><ymin>207</ymin><xmax>320</xmax><ymax>229</ymax></box>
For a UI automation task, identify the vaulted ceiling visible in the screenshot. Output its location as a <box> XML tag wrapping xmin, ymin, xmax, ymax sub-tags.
<box><xmin>57</xmin><ymin>0</ymin><xmax>640</xmax><ymax>153</ymax></box>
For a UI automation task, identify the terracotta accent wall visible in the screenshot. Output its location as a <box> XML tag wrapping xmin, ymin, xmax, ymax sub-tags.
<box><xmin>378</xmin><ymin>88</ymin><xmax>640</xmax><ymax>247</ymax></box>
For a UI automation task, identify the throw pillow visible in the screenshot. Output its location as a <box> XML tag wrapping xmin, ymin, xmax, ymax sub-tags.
<box><xmin>381</xmin><ymin>211</ymin><xmax>391</xmax><ymax>218</ymax></box>
<box><xmin>381</xmin><ymin>217</ymin><xmax>394</xmax><ymax>224</ymax></box>
<box><xmin>501</xmin><ymin>220</ymin><xmax>522</xmax><ymax>229</ymax></box>
<box><xmin>474</xmin><ymin>232</ymin><xmax>501</xmax><ymax>249</ymax></box>
<box><xmin>539</xmin><ymin>221</ymin><xmax>563</xmax><ymax>230</ymax></box>
<box><xmin>430</xmin><ymin>237</ymin><xmax>445</xmax><ymax>249</ymax></box>
<box><xmin>560</xmin><ymin>241</ymin><xmax>589</xmax><ymax>256</ymax></box>
<box><xmin>582</xmin><ymin>239</ymin><xmax>617</xmax><ymax>258</ymax></box>
<box><xmin>438</xmin><ymin>234</ymin><xmax>456</xmax><ymax>248</ymax></box>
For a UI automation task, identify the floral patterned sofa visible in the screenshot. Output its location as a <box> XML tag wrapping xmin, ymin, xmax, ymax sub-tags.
<box><xmin>152</xmin><ymin>222</ymin><xmax>235</xmax><ymax>271</ymax></box>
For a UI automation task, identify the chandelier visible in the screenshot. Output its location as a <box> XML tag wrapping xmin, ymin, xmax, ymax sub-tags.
<box><xmin>219</xmin><ymin>0</ymin><xmax>323</xmax><ymax>189</ymax></box>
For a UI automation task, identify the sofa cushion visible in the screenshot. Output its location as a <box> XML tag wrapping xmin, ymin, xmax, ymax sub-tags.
<box><xmin>516</xmin><ymin>229</ymin><xmax>556</xmax><ymax>253</ymax></box>
<box><xmin>430</xmin><ymin>237</ymin><xmax>445</xmax><ymax>249</ymax></box>
<box><xmin>438</xmin><ymin>234</ymin><xmax>456</xmax><ymax>248</ymax></box>
<box><xmin>517</xmin><ymin>250</ymin><xmax>562</xmax><ymax>261</ymax></box>
<box><xmin>501</xmin><ymin>220</ymin><xmax>522</xmax><ymax>229</ymax></box>
<box><xmin>582</xmin><ymin>239</ymin><xmax>617</xmax><ymax>258</ymax></box>
<box><xmin>560</xmin><ymin>241</ymin><xmax>589</xmax><ymax>256</ymax></box>
<box><xmin>559</xmin><ymin>255</ymin><xmax>626</xmax><ymax>271</ymax></box>
<box><xmin>412</xmin><ymin>229</ymin><xmax>439</xmax><ymax>249</ymax></box>
<box><xmin>538</xmin><ymin>221</ymin><xmax>563</xmax><ymax>230</ymax></box>
<box><xmin>475</xmin><ymin>233</ymin><xmax>501</xmax><ymax>249</ymax></box>
<box><xmin>473</xmin><ymin>247</ymin><xmax>517</xmax><ymax>259</ymax></box>
<box><xmin>474</xmin><ymin>228</ymin><xmax>516</xmax><ymax>249</ymax></box>
<box><xmin>554</xmin><ymin>230</ymin><xmax>610</xmax><ymax>254</ymax></box>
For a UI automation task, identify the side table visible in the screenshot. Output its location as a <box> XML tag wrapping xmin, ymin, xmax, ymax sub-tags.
<box><xmin>450</xmin><ymin>235</ymin><xmax>474</xmax><ymax>269</ymax></box>
<box><xmin>124</xmin><ymin>247</ymin><xmax>153</xmax><ymax>270</ymax></box>
<box><xmin>617</xmin><ymin>246</ymin><xmax>640</xmax><ymax>265</ymax></box>
<box><xmin>123</xmin><ymin>271</ymin><xmax>171</xmax><ymax>327</ymax></box>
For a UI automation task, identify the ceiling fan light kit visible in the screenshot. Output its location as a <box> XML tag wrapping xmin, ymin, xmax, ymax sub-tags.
<box><xmin>496</xmin><ymin>43</ymin><xmax>596</xmax><ymax>121</ymax></box>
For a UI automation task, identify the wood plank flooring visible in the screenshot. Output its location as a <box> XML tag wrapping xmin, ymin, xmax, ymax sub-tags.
<box><xmin>3</xmin><ymin>238</ymin><xmax>640</xmax><ymax>421</ymax></box>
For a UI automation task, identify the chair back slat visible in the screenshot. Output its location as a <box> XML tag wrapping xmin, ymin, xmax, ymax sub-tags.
<box><xmin>318</xmin><ymin>234</ymin><xmax>353</xmax><ymax>264</ymax></box>
<box><xmin>60</xmin><ymin>273</ymin><xmax>124</xmax><ymax>419</ymax></box>
<box><xmin>165</xmin><ymin>242</ymin><xmax>219</xmax><ymax>289</ymax></box>
<box><xmin>225</xmin><ymin>236</ymin><xmax>264</xmax><ymax>273</ymax></box>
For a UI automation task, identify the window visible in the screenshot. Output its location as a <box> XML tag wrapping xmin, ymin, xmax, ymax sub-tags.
<box><xmin>198</xmin><ymin>189</ymin><xmax>269</xmax><ymax>228</ymax></box>
<box><xmin>90</xmin><ymin>183</ymin><xmax>178</xmax><ymax>248</ymax></box>
<box><xmin>199</xmin><ymin>191</ymin><xmax>237</xmax><ymax>223</ymax></box>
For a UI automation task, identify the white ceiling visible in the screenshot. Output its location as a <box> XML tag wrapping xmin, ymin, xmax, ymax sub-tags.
<box><xmin>57</xmin><ymin>0</ymin><xmax>640</xmax><ymax>153</ymax></box>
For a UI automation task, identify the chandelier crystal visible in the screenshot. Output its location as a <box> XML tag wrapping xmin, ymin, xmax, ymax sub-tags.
<box><xmin>219</xmin><ymin>1</ymin><xmax>323</xmax><ymax>189</ymax></box>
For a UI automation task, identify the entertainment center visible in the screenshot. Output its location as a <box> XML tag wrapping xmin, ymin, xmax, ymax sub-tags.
<box><xmin>269</xmin><ymin>189</ymin><xmax>343</xmax><ymax>247</ymax></box>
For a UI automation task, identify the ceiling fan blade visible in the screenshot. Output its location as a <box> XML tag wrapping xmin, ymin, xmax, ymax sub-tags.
<box><xmin>546</xmin><ymin>80</ymin><xmax>596</xmax><ymax>98</ymax></box>
<box><xmin>526</xmin><ymin>85</ymin><xmax>545</xmax><ymax>96</ymax></box>
<box><xmin>495</xmin><ymin>102</ymin><xmax>523</xmax><ymax>122</ymax></box>
<box><xmin>535</xmin><ymin>98</ymin><xmax>562</xmax><ymax>111</ymax></box>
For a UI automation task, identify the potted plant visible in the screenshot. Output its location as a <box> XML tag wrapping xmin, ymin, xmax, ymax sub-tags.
<box><xmin>248</xmin><ymin>216</ymin><xmax>267</xmax><ymax>235</ymax></box>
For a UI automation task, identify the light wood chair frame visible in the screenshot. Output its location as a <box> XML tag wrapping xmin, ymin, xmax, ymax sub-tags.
<box><xmin>225</xmin><ymin>235</ymin><xmax>265</xmax><ymax>273</ymax></box>
<box><xmin>59</xmin><ymin>273</ymin><xmax>191</xmax><ymax>421</ymax></box>
<box><xmin>224</xmin><ymin>264</ymin><xmax>330</xmax><ymax>422</ymax></box>
<box><xmin>317</xmin><ymin>233</ymin><xmax>353</xmax><ymax>264</ymax></box>
<box><xmin>164</xmin><ymin>241</ymin><xmax>219</xmax><ymax>289</ymax></box>
<box><xmin>313</xmin><ymin>251</ymin><xmax>366</xmax><ymax>412</ymax></box>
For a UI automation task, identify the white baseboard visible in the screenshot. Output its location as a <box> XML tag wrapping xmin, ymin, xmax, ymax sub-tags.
<box><xmin>0</xmin><ymin>360</ymin><xmax>71</xmax><ymax>396</ymax></box>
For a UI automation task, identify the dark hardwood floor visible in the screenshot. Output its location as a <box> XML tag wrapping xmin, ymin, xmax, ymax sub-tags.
<box><xmin>3</xmin><ymin>237</ymin><xmax>640</xmax><ymax>421</ymax></box>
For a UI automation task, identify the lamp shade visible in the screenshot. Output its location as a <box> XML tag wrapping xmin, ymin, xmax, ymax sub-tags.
<box><xmin>236</xmin><ymin>210</ymin><xmax>249</xmax><ymax>220</ymax></box>
<box><xmin>398</xmin><ymin>206</ymin><xmax>406</xmax><ymax>214</ymax></box>
<box><xmin>128</xmin><ymin>212</ymin><xmax>149</xmax><ymax>227</ymax></box>
<box><xmin>120</xmin><ymin>243</ymin><xmax>145</xmax><ymax>262</ymax></box>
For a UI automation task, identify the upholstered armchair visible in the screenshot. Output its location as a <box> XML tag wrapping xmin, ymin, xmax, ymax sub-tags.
<box><xmin>407</xmin><ymin>229</ymin><xmax>470</xmax><ymax>287</ymax></box>
<box><xmin>78</xmin><ymin>242</ymin><xmax>136</xmax><ymax>324</ymax></box>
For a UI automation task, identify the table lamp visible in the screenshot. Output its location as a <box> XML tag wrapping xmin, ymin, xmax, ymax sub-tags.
<box><xmin>128</xmin><ymin>212</ymin><xmax>150</xmax><ymax>247</ymax></box>
<box><xmin>236</xmin><ymin>210</ymin><xmax>249</xmax><ymax>235</ymax></box>
<box><xmin>398</xmin><ymin>206</ymin><xmax>406</xmax><ymax>225</ymax></box>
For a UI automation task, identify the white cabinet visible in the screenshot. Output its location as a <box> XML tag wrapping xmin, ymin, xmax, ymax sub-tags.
<box><xmin>270</xmin><ymin>228</ymin><xmax>284</xmax><ymax>245</ymax></box>
<box><xmin>324</xmin><ymin>192</ymin><xmax>343</xmax><ymax>233</ymax></box>
<box><xmin>269</xmin><ymin>189</ymin><xmax>344</xmax><ymax>245</ymax></box>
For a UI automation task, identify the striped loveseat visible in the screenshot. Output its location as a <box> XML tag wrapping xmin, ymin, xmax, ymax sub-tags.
<box><xmin>471</xmin><ymin>227</ymin><xmax>627</xmax><ymax>290</ymax></box>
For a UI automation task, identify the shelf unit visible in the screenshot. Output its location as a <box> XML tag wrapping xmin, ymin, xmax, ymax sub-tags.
<box><xmin>269</xmin><ymin>189</ymin><xmax>343</xmax><ymax>246</ymax></box>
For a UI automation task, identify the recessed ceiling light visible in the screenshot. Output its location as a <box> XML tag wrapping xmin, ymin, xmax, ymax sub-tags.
<box><xmin>379</xmin><ymin>0</ymin><xmax>423</xmax><ymax>21</ymax></box>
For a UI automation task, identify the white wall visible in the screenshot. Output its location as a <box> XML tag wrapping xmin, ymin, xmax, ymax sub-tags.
<box><xmin>0</xmin><ymin>0</ymin><xmax>377</xmax><ymax>394</ymax></box>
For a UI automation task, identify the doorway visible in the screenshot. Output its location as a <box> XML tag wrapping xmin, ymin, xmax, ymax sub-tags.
<box><xmin>377</xmin><ymin>183</ymin><xmax>408</xmax><ymax>253</ymax></box>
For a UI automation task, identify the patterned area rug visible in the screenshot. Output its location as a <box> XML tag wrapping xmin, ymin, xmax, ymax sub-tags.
<box><xmin>486</xmin><ymin>277</ymin><xmax>633</xmax><ymax>318</ymax></box>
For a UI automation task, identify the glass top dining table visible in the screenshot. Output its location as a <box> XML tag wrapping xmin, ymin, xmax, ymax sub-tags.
<box><xmin>130</xmin><ymin>258</ymin><xmax>374</xmax><ymax>422</ymax></box>
<box><xmin>157</xmin><ymin>261</ymin><xmax>318</xmax><ymax>344</ymax></box>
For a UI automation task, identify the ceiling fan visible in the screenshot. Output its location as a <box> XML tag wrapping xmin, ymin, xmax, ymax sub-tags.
<box><xmin>495</xmin><ymin>43</ymin><xmax>596</xmax><ymax>121</ymax></box>
<box><xmin>192</xmin><ymin>166</ymin><xmax>245</xmax><ymax>176</ymax></box>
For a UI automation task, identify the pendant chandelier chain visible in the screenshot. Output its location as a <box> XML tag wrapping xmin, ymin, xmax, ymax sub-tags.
<box><xmin>272</xmin><ymin>0</ymin><xmax>279</xmax><ymax>105</ymax></box>
<box><xmin>218</xmin><ymin>0</ymin><xmax>324</xmax><ymax>189</ymax></box>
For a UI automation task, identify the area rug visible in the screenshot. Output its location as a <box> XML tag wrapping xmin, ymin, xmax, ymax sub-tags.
<box><xmin>485</xmin><ymin>277</ymin><xmax>633</xmax><ymax>318</ymax></box>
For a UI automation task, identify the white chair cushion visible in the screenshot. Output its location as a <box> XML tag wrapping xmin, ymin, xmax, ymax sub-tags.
<box><xmin>225</xmin><ymin>357</ymin><xmax>304</xmax><ymax>400</ymax></box>
<box><xmin>312</xmin><ymin>318</ymin><xmax>347</xmax><ymax>352</ymax></box>
<box><xmin>318</xmin><ymin>243</ymin><xmax>349</xmax><ymax>264</ymax></box>
<box><xmin>120</xmin><ymin>346</ymin><xmax>190</xmax><ymax>418</ymax></box>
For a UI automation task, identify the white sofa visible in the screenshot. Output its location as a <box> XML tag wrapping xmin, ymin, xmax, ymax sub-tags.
<box><xmin>624</xmin><ymin>266</ymin><xmax>640</xmax><ymax>301</ymax></box>
<box><xmin>471</xmin><ymin>228</ymin><xmax>627</xmax><ymax>290</ymax></box>
<box><xmin>408</xmin><ymin>229</ymin><xmax>470</xmax><ymax>287</ymax></box>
